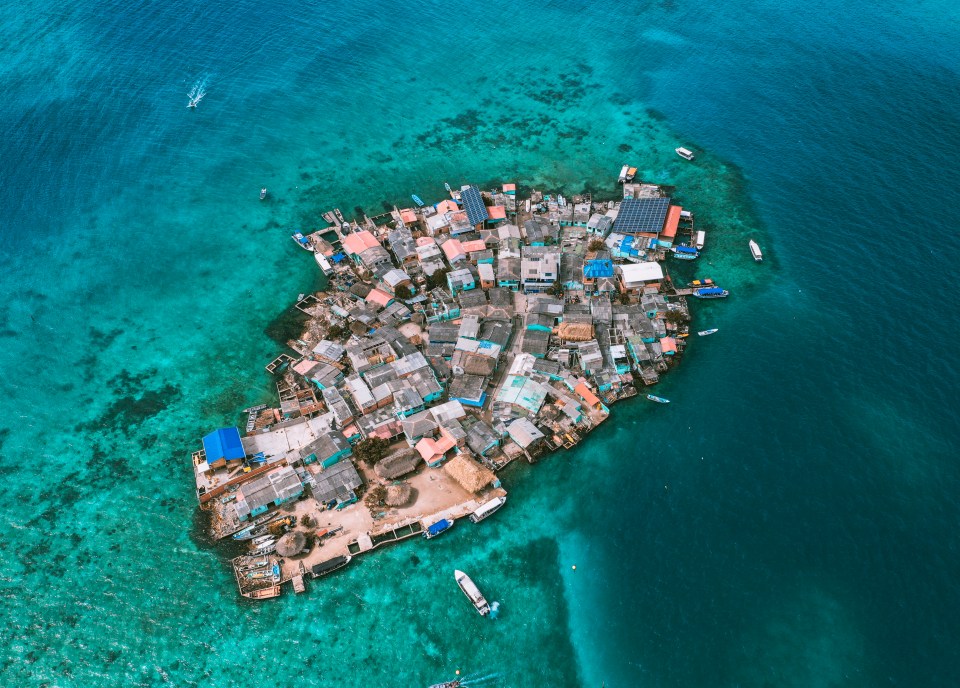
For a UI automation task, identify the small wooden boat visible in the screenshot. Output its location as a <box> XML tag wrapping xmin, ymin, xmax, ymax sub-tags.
<box><xmin>698</xmin><ymin>328</ymin><xmax>719</xmax><ymax>336</ymax></box>
<box><xmin>411</xmin><ymin>194</ymin><xmax>425</xmax><ymax>207</ymax></box>
<box><xmin>646</xmin><ymin>394</ymin><xmax>670</xmax><ymax>404</ymax></box>
<box><xmin>688</xmin><ymin>278</ymin><xmax>714</xmax><ymax>288</ymax></box>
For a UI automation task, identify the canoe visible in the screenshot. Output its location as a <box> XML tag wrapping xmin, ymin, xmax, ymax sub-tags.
<box><xmin>646</xmin><ymin>394</ymin><xmax>670</xmax><ymax>404</ymax></box>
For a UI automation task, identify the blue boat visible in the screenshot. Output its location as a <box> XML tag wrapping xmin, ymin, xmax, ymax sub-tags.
<box><xmin>411</xmin><ymin>194</ymin><xmax>425</xmax><ymax>207</ymax></box>
<box><xmin>423</xmin><ymin>518</ymin><xmax>454</xmax><ymax>539</ymax></box>
<box><xmin>671</xmin><ymin>245</ymin><xmax>699</xmax><ymax>260</ymax></box>
<box><xmin>646</xmin><ymin>394</ymin><xmax>670</xmax><ymax>404</ymax></box>
<box><xmin>692</xmin><ymin>287</ymin><xmax>729</xmax><ymax>299</ymax></box>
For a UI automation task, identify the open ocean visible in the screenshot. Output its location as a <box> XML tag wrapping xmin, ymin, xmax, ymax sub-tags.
<box><xmin>3</xmin><ymin>0</ymin><xmax>960</xmax><ymax>686</ymax></box>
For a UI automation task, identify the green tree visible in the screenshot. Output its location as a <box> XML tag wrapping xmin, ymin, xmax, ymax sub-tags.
<box><xmin>588</xmin><ymin>238</ymin><xmax>606</xmax><ymax>252</ymax></box>
<box><xmin>394</xmin><ymin>284</ymin><xmax>413</xmax><ymax>300</ymax></box>
<box><xmin>353</xmin><ymin>437</ymin><xmax>390</xmax><ymax>466</ymax></box>
<box><xmin>327</xmin><ymin>323</ymin><xmax>346</xmax><ymax>339</ymax></box>
<box><xmin>546</xmin><ymin>280</ymin><xmax>564</xmax><ymax>298</ymax></box>
<box><xmin>427</xmin><ymin>268</ymin><xmax>450</xmax><ymax>291</ymax></box>
<box><xmin>664</xmin><ymin>310</ymin><xmax>688</xmax><ymax>325</ymax></box>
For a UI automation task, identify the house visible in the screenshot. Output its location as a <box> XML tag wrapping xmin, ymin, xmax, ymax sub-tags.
<box><xmin>202</xmin><ymin>427</ymin><xmax>246</xmax><ymax>469</ymax></box>
<box><xmin>466</xmin><ymin>420</ymin><xmax>501</xmax><ymax>456</ymax></box>
<box><xmin>494</xmin><ymin>375</ymin><xmax>548</xmax><ymax>417</ymax></box>
<box><xmin>374</xmin><ymin>449</ymin><xmax>422</xmax><ymax>480</ymax></box>
<box><xmin>401</xmin><ymin>409</ymin><xmax>438</xmax><ymax>446</ymax></box>
<box><xmin>393</xmin><ymin>386</ymin><xmax>425</xmax><ymax>418</ymax></box>
<box><xmin>415</xmin><ymin>427</ymin><xmax>458</xmax><ymax>467</ymax></box>
<box><xmin>506</xmin><ymin>417</ymin><xmax>546</xmax><ymax>450</ymax></box>
<box><xmin>497</xmin><ymin>256</ymin><xmax>521</xmax><ymax>290</ymax></box>
<box><xmin>458</xmin><ymin>314</ymin><xmax>481</xmax><ymax>340</ymax></box>
<box><xmin>366</xmin><ymin>288</ymin><xmax>394</xmax><ymax>309</ymax></box>
<box><xmin>311</xmin><ymin>340</ymin><xmax>345</xmax><ymax>363</ymax></box>
<box><xmin>447</xmin><ymin>268</ymin><xmax>476</xmax><ymax>295</ymax></box>
<box><xmin>321</xmin><ymin>387</ymin><xmax>354</xmax><ymax>427</ymax></box>
<box><xmin>313</xmin><ymin>459</ymin><xmax>363</xmax><ymax>509</ymax></box>
<box><xmin>487</xmin><ymin>205</ymin><xmax>507</xmax><ymax>223</ymax></box>
<box><xmin>448</xmin><ymin>374</ymin><xmax>488</xmax><ymax>408</ymax></box>
<box><xmin>613</xmin><ymin>198</ymin><xmax>671</xmax><ymax>244</ymax></box>
<box><xmin>583</xmin><ymin>254</ymin><xmax>617</xmax><ymax>295</ymax></box>
<box><xmin>380</xmin><ymin>268</ymin><xmax>412</xmax><ymax>295</ymax></box>
<box><xmin>234</xmin><ymin>466</ymin><xmax>303</xmax><ymax>521</ymax></box>
<box><xmin>298</xmin><ymin>431</ymin><xmax>353</xmax><ymax>468</ymax></box>
<box><xmin>657</xmin><ymin>205</ymin><xmax>683</xmax><ymax>248</ymax></box>
<box><xmin>441</xmin><ymin>238</ymin><xmax>467</xmax><ymax>264</ymax></box>
<box><xmin>573</xmin><ymin>381</ymin><xmax>603</xmax><ymax>410</ymax></box>
<box><xmin>520</xmin><ymin>246</ymin><xmax>560</xmax><ymax>293</ymax></box>
<box><xmin>618</xmin><ymin>262</ymin><xmax>664</xmax><ymax>291</ymax></box>
<box><xmin>478</xmin><ymin>262</ymin><xmax>495</xmax><ymax>289</ymax></box>
<box><xmin>388</xmin><ymin>227</ymin><xmax>419</xmax><ymax>266</ymax></box>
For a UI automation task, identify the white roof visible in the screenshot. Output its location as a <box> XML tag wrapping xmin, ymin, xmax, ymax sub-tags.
<box><xmin>618</xmin><ymin>262</ymin><xmax>664</xmax><ymax>285</ymax></box>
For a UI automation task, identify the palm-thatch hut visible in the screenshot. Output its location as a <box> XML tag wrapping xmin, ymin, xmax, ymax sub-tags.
<box><xmin>443</xmin><ymin>455</ymin><xmax>497</xmax><ymax>493</ymax></box>
<box><xmin>385</xmin><ymin>484</ymin><xmax>414</xmax><ymax>507</ymax></box>
<box><xmin>275</xmin><ymin>531</ymin><xmax>308</xmax><ymax>558</ymax></box>
<box><xmin>374</xmin><ymin>449</ymin><xmax>422</xmax><ymax>480</ymax></box>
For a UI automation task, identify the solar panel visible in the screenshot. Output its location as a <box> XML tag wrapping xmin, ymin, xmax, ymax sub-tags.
<box><xmin>461</xmin><ymin>186</ymin><xmax>490</xmax><ymax>226</ymax></box>
<box><xmin>615</xmin><ymin>198</ymin><xmax>671</xmax><ymax>235</ymax></box>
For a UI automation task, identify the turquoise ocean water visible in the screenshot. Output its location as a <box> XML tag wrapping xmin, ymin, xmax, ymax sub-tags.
<box><xmin>3</xmin><ymin>0</ymin><xmax>960</xmax><ymax>685</ymax></box>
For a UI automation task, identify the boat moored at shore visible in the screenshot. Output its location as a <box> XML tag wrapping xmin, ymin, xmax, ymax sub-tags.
<box><xmin>671</xmin><ymin>245</ymin><xmax>699</xmax><ymax>260</ymax></box>
<box><xmin>311</xmin><ymin>555</ymin><xmax>352</xmax><ymax>578</ymax></box>
<box><xmin>692</xmin><ymin>287</ymin><xmax>730</xmax><ymax>299</ymax></box>
<box><xmin>454</xmin><ymin>570</ymin><xmax>491</xmax><ymax>616</ymax></box>
<box><xmin>749</xmin><ymin>239</ymin><xmax>763</xmax><ymax>262</ymax></box>
<box><xmin>291</xmin><ymin>232</ymin><xmax>314</xmax><ymax>251</ymax></box>
<box><xmin>423</xmin><ymin>518</ymin><xmax>454</xmax><ymax>539</ymax></box>
<box><xmin>469</xmin><ymin>496</ymin><xmax>507</xmax><ymax>523</ymax></box>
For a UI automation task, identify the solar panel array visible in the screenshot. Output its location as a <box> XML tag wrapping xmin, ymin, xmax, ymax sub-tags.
<box><xmin>461</xmin><ymin>186</ymin><xmax>490</xmax><ymax>226</ymax></box>
<box><xmin>615</xmin><ymin>198</ymin><xmax>671</xmax><ymax>235</ymax></box>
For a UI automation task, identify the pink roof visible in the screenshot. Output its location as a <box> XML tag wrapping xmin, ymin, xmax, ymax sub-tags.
<box><xmin>400</xmin><ymin>209</ymin><xmax>418</xmax><ymax>224</ymax></box>
<box><xmin>293</xmin><ymin>360</ymin><xmax>318</xmax><ymax>375</ymax></box>
<box><xmin>366</xmin><ymin>288</ymin><xmax>393</xmax><ymax>307</ymax></box>
<box><xmin>503</xmin><ymin>183</ymin><xmax>516</xmax><ymax>192</ymax></box>
<box><xmin>488</xmin><ymin>205</ymin><xmax>507</xmax><ymax>220</ymax></box>
<box><xmin>341</xmin><ymin>230</ymin><xmax>380</xmax><ymax>255</ymax></box>
<box><xmin>415</xmin><ymin>236</ymin><xmax>436</xmax><ymax>246</ymax></box>
<box><xmin>574</xmin><ymin>382</ymin><xmax>601</xmax><ymax>407</ymax></box>
<box><xmin>436</xmin><ymin>199</ymin><xmax>459</xmax><ymax>215</ymax></box>
<box><xmin>460</xmin><ymin>239</ymin><xmax>486</xmax><ymax>253</ymax></box>
<box><xmin>660</xmin><ymin>337</ymin><xmax>678</xmax><ymax>353</ymax></box>
<box><xmin>441</xmin><ymin>239</ymin><xmax>465</xmax><ymax>260</ymax></box>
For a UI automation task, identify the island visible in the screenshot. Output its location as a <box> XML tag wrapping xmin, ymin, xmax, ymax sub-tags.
<box><xmin>190</xmin><ymin>172</ymin><xmax>724</xmax><ymax>599</ymax></box>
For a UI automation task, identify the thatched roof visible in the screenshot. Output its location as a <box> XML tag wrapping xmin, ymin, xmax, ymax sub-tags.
<box><xmin>374</xmin><ymin>450</ymin><xmax>421</xmax><ymax>480</ymax></box>
<box><xmin>275</xmin><ymin>530</ymin><xmax>307</xmax><ymax>558</ymax></box>
<box><xmin>556</xmin><ymin>321</ymin><xmax>595</xmax><ymax>342</ymax></box>
<box><xmin>443</xmin><ymin>455</ymin><xmax>496</xmax><ymax>493</ymax></box>
<box><xmin>385</xmin><ymin>484</ymin><xmax>414</xmax><ymax>507</ymax></box>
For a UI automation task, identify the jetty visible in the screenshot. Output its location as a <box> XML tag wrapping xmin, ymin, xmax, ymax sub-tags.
<box><xmin>189</xmin><ymin>175</ymin><xmax>730</xmax><ymax>599</ymax></box>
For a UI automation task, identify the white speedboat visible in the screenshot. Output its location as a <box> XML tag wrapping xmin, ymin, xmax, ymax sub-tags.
<box><xmin>469</xmin><ymin>495</ymin><xmax>506</xmax><ymax>523</ymax></box>
<box><xmin>454</xmin><ymin>570</ymin><xmax>491</xmax><ymax>616</ymax></box>
<box><xmin>260</xmin><ymin>188</ymin><xmax>267</xmax><ymax>200</ymax></box>
<box><xmin>749</xmin><ymin>239</ymin><xmax>763</xmax><ymax>262</ymax></box>
<box><xmin>698</xmin><ymin>328</ymin><xmax>719</xmax><ymax>336</ymax></box>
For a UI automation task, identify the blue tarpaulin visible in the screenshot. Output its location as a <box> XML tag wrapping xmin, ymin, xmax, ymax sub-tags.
<box><xmin>427</xmin><ymin>519</ymin><xmax>452</xmax><ymax>536</ymax></box>
<box><xmin>696</xmin><ymin>288</ymin><xmax>725</xmax><ymax>296</ymax></box>
<box><xmin>202</xmin><ymin>427</ymin><xmax>246</xmax><ymax>463</ymax></box>
<box><xmin>583</xmin><ymin>259</ymin><xmax>615</xmax><ymax>278</ymax></box>
<box><xmin>675</xmin><ymin>246</ymin><xmax>698</xmax><ymax>254</ymax></box>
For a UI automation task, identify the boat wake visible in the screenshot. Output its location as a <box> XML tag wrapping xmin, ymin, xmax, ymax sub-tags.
<box><xmin>187</xmin><ymin>77</ymin><xmax>208</xmax><ymax>108</ymax></box>
<box><xmin>460</xmin><ymin>671</ymin><xmax>501</xmax><ymax>686</ymax></box>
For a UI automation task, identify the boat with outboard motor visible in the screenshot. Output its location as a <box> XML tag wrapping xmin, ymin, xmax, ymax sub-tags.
<box><xmin>291</xmin><ymin>232</ymin><xmax>313</xmax><ymax>251</ymax></box>
<box><xmin>698</xmin><ymin>328</ymin><xmax>719</xmax><ymax>336</ymax></box>
<box><xmin>749</xmin><ymin>239</ymin><xmax>763</xmax><ymax>262</ymax></box>
<box><xmin>423</xmin><ymin>518</ymin><xmax>454</xmax><ymax>539</ymax></box>
<box><xmin>455</xmin><ymin>569</ymin><xmax>491</xmax><ymax>616</ymax></box>
<box><xmin>469</xmin><ymin>495</ymin><xmax>506</xmax><ymax>523</ymax></box>
<box><xmin>646</xmin><ymin>394</ymin><xmax>670</xmax><ymax>404</ymax></box>
<box><xmin>692</xmin><ymin>287</ymin><xmax>729</xmax><ymax>299</ymax></box>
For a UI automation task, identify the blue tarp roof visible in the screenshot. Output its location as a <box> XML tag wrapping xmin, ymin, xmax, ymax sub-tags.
<box><xmin>675</xmin><ymin>246</ymin><xmax>698</xmax><ymax>254</ymax></box>
<box><xmin>202</xmin><ymin>427</ymin><xmax>246</xmax><ymax>462</ymax></box>
<box><xmin>583</xmin><ymin>259</ymin><xmax>615</xmax><ymax>279</ymax></box>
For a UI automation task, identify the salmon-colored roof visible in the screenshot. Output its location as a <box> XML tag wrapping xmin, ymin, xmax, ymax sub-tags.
<box><xmin>415</xmin><ymin>434</ymin><xmax>456</xmax><ymax>461</ymax></box>
<box><xmin>436</xmin><ymin>199</ymin><xmax>459</xmax><ymax>215</ymax></box>
<box><xmin>460</xmin><ymin>239</ymin><xmax>487</xmax><ymax>253</ymax></box>
<box><xmin>574</xmin><ymin>382</ymin><xmax>600</xmax><ymax>407</ymax></box>
<box><xmin>661</xmin><ymin>206</ymin><xmax>682</xmax><ymax>240</ymax></box>
<box><xmin>400</xmin><ymin>209</ymin><xmax>418</xmax><ymax>224</ymax></box>
<box><xmin>503</xmin><ymin>183</ymin><xmax>516</xmax><ymax>192</ymax></box>
<box><xmin>488</xmin><ymin>205</ymin><xmax>507</xmax><ymax>220</ymax></box>
<box><xmin>293</xmin><ymin>360</ymin><xmax>318</xmax><ymax>375</ymax></box>
<box><xmin>366</xmin><ymin>288</ymin><xmax>393</xmax><ymax>307</ymax></box>
<box><xmin>416</xmin><ymin>236</ymin><xmax>436</xmax><ymax>246</ymax></box>
<box><xmin>660</xmin><ymin>337</ymin><xmax>677</xmax><ymax>353</ymax></box>
<box><xmin>441</xmin><ymin>239</ymin><xmax>465</xmax><ymax>260</ymax></box>
<box><xmin>342</xmin><ymin>230</ymin><xmax>380</xmax><ymax>255</ymax></box>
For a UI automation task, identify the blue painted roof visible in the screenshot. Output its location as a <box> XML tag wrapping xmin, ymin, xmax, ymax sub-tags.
<box><xmin>583</xmin><ymin>258</ymin><xmax>615</xmax><ymax>278</ymax></box>
<box><xmin>202</xmin><ymin>427</ymin><xmax>246</xmax><ymax>462</ymax></box>
<box><xmin>460</xmin><ymin>186</ymin><xmax>490</xmax><ymax>226</ymax></box>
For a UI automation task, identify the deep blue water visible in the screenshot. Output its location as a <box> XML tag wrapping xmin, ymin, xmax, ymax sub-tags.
<box><xmin>2</xmin><ymin>0</ymin><xmax>959</xmax><ymax>686</ymax></box>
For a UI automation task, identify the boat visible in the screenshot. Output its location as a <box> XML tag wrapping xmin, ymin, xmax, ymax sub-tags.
<box><xmin>311</xmin><ymin>554</ymin><xmax>351</xmax><ymax>578</ymax></box>
<box><xmin>647</xmin><ymin>394</ymin><xmax>670</xmax><ymax>404</ymax></box>
<box><xmin>423</xmin><ymin>518</ymin><xmax>454</xmax><ymax>539</ymax></box>
<box><xmin>618</xmin><ymin>165</ymin><xmax>629</xmax><ymax>183</ymax></box>
<box><xmin>428</xmin><ymin>681</ymin><xmax>461</xmax><ymax>688</ymax></box>
<box><xmin>688</xmin><ymin>278</ymin><xmax>714</xmax><ymax>288</ymax></box>
<box><xmin>291</xmin><ymin>232</ymin><xmax>314</xmax><ymax>251</ymax></box>
<box><xmin>260</xmin><ymin>188</ymin><xmax>267</xmax><ymax>200</ymax></box>
<box><xmin>698</xmin><ymin>328</ymin><xmax>719</xmax><ymax>336</ymax></box>
<box><xmin>469</xmin><ymin>495</ymin><xmax>507</xmax><ymax>523</ymax></box>
<box><xmin>626</xmin><ymin>166</ymin><xmax>637</xmax><ymax>182</ymax></box>
<box><xmin>692</xmin><ymin>287</ymin><xmax>730</xmax><ymax>299</ymax></box>
<box><xmin>250</xmin><ymin>535</ymin><xmax>275</xmax><ymax>547</ymax></box>
<box><xmin>671</xmin><ymin>245</ymin><xmax>699</xmax><ymax>260</ymax></box>
<box><xmin>444</xmin><ymin>182</ymin><xmax>452</xmax><ymax>193</ymax></box>
<box><xmin>411</xmin><ymin>194</ymin><xmax>425</xmax><ymax>207</ymax></box>
<box><xmin>314</xmin><ymin>252</ymin><xmax>333</xmax><ymax>275</ymax></box>
<box><xmin>749</xmin><ymin>239</ymin><xmax>763</xmax><ymax>262</ymax></box>
<box><xmin>675</xmin><ymin>147</ymin><xmax>695</xmax><ymax>161</ymax></box>
<box><xmin>454</xmin><ymin>570</ymin><xmax>491</xmax><ymax>616</ymax></box>
<box><xmin>250</xmin><ymin>540</ymin><xmax>276</xmax><ymax>556</ymax></box>
<box><xmin>695</xmin><ymin>230</ymin><xmax>706</xmax><ymax>250</ymax></box>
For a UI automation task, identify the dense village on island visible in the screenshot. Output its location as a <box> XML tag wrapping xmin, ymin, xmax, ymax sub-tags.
<box><xmin>191</xmin><ymin>163</ymin><xmax>735</xmax><ymax>600</ymax></box>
